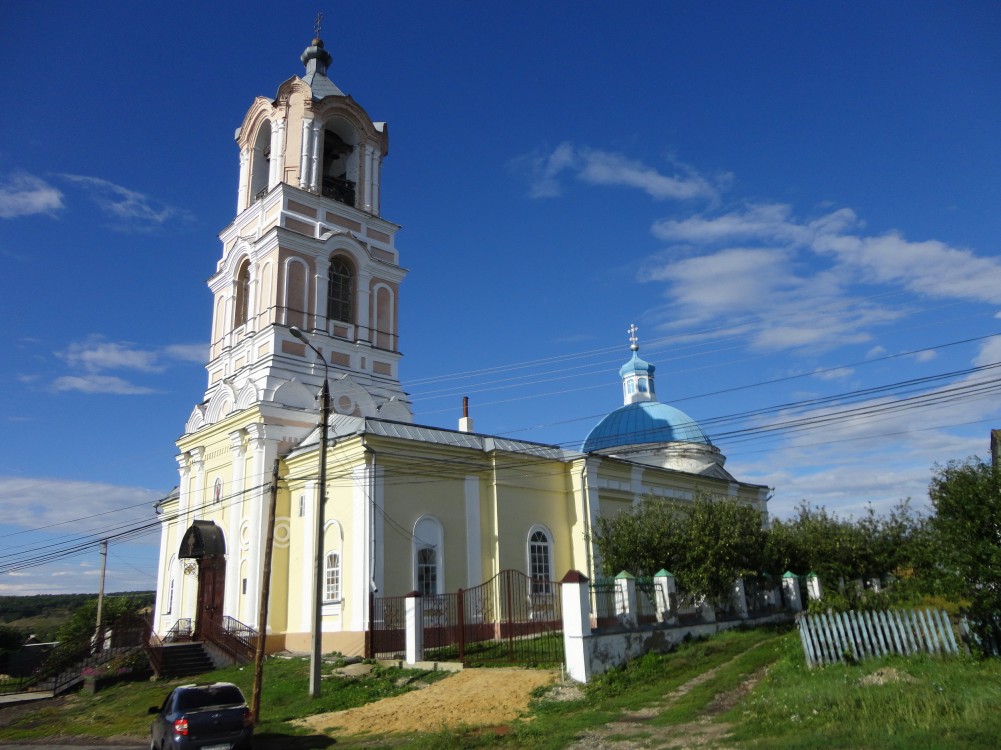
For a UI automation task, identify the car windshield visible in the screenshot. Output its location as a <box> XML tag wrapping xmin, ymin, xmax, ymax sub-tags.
<box><xmin>176</xmin><ymin>685</ymin><xmax>246</xmax><ymax>711</ymax></box>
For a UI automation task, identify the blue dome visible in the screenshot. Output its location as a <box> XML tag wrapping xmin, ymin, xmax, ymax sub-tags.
<box><xmin>581</xmin><ymin>401</ymin><xmax>711</xmax><ymax>453</ymax></box>
<box><xmin>619</xmin><ymin>350</ymin><xmax>654</xmax><ymax>378</ymax></box>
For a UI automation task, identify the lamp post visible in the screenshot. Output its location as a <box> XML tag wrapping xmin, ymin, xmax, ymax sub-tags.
<box><xmin>289</xmin><ymin>326</ymin><xmax>330</xmax><ymax>698</ymax></box>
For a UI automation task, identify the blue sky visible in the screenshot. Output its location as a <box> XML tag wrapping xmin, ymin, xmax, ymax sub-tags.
<box><xmin>2</xmin><ymin>2</ymin><xmax>1000</xmax><ymax>595</ymax></box>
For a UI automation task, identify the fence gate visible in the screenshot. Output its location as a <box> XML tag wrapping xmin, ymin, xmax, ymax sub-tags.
<box><xmin>368</xmin><ymin>569</ymin><xmax>564</xmax><ymax>666</ymax></box>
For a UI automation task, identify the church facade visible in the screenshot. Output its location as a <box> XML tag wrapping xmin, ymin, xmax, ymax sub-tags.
<box><xmin>152</xmin><ymin>37</ymin><xmax>770</xmax><ymax>656</ymax></box>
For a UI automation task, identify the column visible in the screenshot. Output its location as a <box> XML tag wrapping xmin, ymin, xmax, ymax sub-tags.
<box><xmin>653</xmin><ymin>569</ymin><xmax>677</xmax><ymax>624</ymax></box>
<box><xmin>373</xmin><ymin>153</ymin><xmax>383</xmax><ymax>215</ymax></box>
<box><xmin>355</xmin><ymin>268</ymin><xmax>372</xmax><ymax>343</ymax></box>
<box><xmin>561</xmin><ymin>571</ymin><xmax>592</xmax><ymax>683</ymax></box>
<box><xmin>299</xmin><ymin>118</ymin><xmax>312</xmax><ymax>189</ymax></box>
<box><xmin>312</xmin><ymin>256</ymin><xmax>330</xmax><ymax>333</ymax></box>
<box><xmin>405</xmin><ymin>592</ymin><xmax>424</xmax><ymax>665</ymax></box>
<box><xmin>224</xmin><ymin>429</ymin><xmax>247</xmax><ymax>620</ymax></box>
<box><xmin>614</xmin><ymin>571</ymin><xmax>637</xmax><ymax>628</ymax></box>
<box><xmin>310</xmin><ymin>121</ymin><xmax>323</xmax><ymax>193</ymax></box>
<box><xmin>237</xmin><ymin>147</ymin><xmax>250</xmax><ymax>214</ymax></box>
<box><xmin>269</xmin><ymin>118</ymin><xmax>285</xmax><ymax>188</ymax></box>
<box><xmin>362</xmin><ymin>144</ymin><xmax>375</xmax><ymax>212</ymax></box>
<box><xmin>806</xmin><ymin>572</ymin><xmax>823</xmax><ymax>601</ymax></box>
<box><xmin>243</xmin><ymin>424</ymin><xmax>277</xmax><ymax>629</ymax></box>
<box><xmin>732</xmin><ymin>578</ymin><xmax>749</xmax><ymax>619</ymax></box>
<box><xmin>782</xmin><ymin>571</ymin><xmax>803</xmax><ymax>612</ymax></box>
<box><xmin>464</xmin><ymin>475</ymin><xmax>482</xmax><ymax>587</ymax></box>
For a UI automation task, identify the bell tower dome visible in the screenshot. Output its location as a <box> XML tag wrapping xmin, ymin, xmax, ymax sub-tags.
<box><xmin>194</xmin><ymin>34</ymin><xmax>412</xmax><ymax>430</ymax></box>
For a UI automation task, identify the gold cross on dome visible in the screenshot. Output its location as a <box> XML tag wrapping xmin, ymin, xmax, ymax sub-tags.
<box><xmin>628</xmin><ymin>324</ymin><xmax>639</xmax><ymax>348</ymax></box>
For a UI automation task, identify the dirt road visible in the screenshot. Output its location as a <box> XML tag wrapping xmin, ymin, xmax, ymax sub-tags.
<box><xmin>296</xmin><ymin>667</ymin><xmax>559</xmax><ymax>736</ymax></box>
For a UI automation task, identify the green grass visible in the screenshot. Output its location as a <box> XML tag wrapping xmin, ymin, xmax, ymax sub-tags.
<box><xmin>0</xmin><ymin>656</ymin><xmax>451</xmax><ymax>745</ymax></box>
<box><xmin>4</xmin><ymin>627</ymin><xmax>1001</xmax><ymax>750</ymax></box>
<box><xmin>726</xmin><ymin>632</ymin><xmax>1001</xmax><ymax>749</ymax></box>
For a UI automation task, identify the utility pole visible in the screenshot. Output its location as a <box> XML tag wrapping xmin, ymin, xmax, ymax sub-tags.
<box><xmin>250</xmin><ymin>459</ymin><xmax>280</xmax><ymax>722</ymax></box>
<box><xmin>94</xmin><ymin>539</ymin><xmax>108</xmax><ymax>652</ymax></box>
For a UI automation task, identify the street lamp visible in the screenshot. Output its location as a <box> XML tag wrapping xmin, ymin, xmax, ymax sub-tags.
<box><xmin>289</xmin><ymin>326</ymin><xmax>331</xmax><ymax>698</ymax></box>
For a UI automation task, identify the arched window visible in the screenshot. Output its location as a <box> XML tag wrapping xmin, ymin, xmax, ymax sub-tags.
<box><xmin>413</xmin><ymin>516</ymin><xmax>443</xmax><ymax>596</ymax></box>
<box><xmin>528</xmin><ymin>528</ymin><xmax>553</xmax><ymax>595</ymax></box>
<box><xmin>325</xmin><ymin>552</ymin><xmax>341</xmax><ymax>602</ymax></box>
<box><xmin>327</xmin><ymin>256</ymin><xmax>355</xmax><ymax>324</ymax></box>
<box><xmin>234</xmin><ymin>259</ymin><xmax>251</xmax><ymax>328</ymax></box>
<box><xmin>164</xmin><ymin>555</ymin><xmax>177</xmax><ymax>614</ymax></box>
<box><xmin>249</xmin><ymin>121</ymin><xmax>272</xmax><ymax>201</ymax></box>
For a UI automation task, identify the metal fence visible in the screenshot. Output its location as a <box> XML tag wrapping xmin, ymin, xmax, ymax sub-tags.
<box><xmin>369</xmin><ymin>569</ymin><xmax>564</xmax><ymax>666</ymax></box>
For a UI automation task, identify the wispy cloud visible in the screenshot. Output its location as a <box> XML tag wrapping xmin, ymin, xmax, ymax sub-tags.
<box><xmin>57</xmin><ymin>173</ymin><xmax>190</xmax><ymax>231</ymax></box>
<box><xmin>51</xmin><ymin>374</ymin><xmax>157</xmax><ymax>395</ymax></box>
<box><xmin>60</xmin><ymin>338</ymin><xmax>163</xmax><ymax>374</ymax></box>
<box><xmin>0</xmin><ymin>172</ymin><xmax>64</xmax><ymax>218</ymax></box>
<box><xmin>516</xmin><ymin>143</ymin><xmax>721</xmax><ymax>202</ymax></box>
<box><xmin>639</xmin><ymin>201</ymin><xmax>1001</xmax><ymax>353</ymax></box>
<box><xmin>43</xmin><ymin>336</ymin><xmax>206</xmax><ymax>395</ymax></box>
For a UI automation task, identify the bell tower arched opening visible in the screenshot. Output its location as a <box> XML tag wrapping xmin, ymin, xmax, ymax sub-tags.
<box><xmin>249</xmin><ymin>121</ymin><xmax>272</xmax><ymax>201</ymax></box>
<box><xmin>327</xmin><ymin>255</ymin><xmax>356</xmax><ymax>326</ymax></box>
<box><xmin>321</xmin><ymin>118</ymin><xmax>358</xmax><ymax>208</ymax></box>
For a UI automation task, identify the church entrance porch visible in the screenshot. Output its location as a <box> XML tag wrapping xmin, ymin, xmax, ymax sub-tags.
<box><xmin>178</xmin><ymin>520</ymin><xmax>228</xmax><ymax>641</ymax></box>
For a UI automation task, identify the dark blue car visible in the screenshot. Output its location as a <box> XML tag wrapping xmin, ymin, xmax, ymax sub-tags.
<box><xmin>149</xmin><ymin>681</ymin><xmax>253</xmax><ymax>750</ymax></box>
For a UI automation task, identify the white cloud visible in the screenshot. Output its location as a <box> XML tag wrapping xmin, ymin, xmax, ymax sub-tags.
<box><xmin>914</xmin><ymin>350</ymin><xmax>937</xmax><ymax>363</ymax></box>
<box><xmin>0</xmin><ymin>172</ymin><xmax>64</xmax><ymax>218</ymax></box>
<box><xmin>812</xmin><ymin>367</ymin><xmax>854</xmax><ymax>381</ymax></box>
<box><xmin>60</xmin><ymin>338</ymin><xmax>162</xmax><ymax>373</ymax></box>
<box><xmin>164</xmin><ymin>342</ymin><xmax>209</xmax><ymax>364</ymax></box>
<box><xmin>0</xmin><ymin>475</ymin><xmax>160</xmax><ymax>531</ymax></box>
<box><xmin>57</xmin><ymin>173</ymin><xmax>187</xmax><ymax>230</ymax></box>
<box><xmin>518</xmin><ymin>143</ymin><xmax>719</xmax><ymax>202</ymax></box>
<box><xmin>51</xmin><ymin>374</ymin><xmax>156</xmax><ymax>395</ymax></box>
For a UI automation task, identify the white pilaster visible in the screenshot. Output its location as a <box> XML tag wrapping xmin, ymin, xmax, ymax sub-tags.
<box><xmin>404</xmin><ymin>593</ymin><xmax>424</xmax><ymax>665</ymax></box>
<box><xmin>313</xmin><ymin>255</ymin><xmax>330</xmax><ymax>332</ymax></box>
<box><xmin>355</xmin><ymin>268</ymin><xmax>372</xmax><ymax>343</ymax></box>
<box><xmin>464</xmin><ymin>475</ymin><xmax>481</xmax><ymax>587</ymax></box>
<box><xmin>362</xmin><ymin>144</ymin><xmax>374</xmax><ymax>212</ymax></box>
<box><xmin>299</xmin><ymin>118</ymin><xmax>312</xmax><ymax>189</ymax></box>
<box><xmin>309</xmin><ymin>120</ymin><xmax>323</xmax><ymax>193</ymax></box>
<box><xmin>237</xmin><ymin>147</ymin><xmax>251</xmax><ymax>213</ymax></box>
<box><xmin>272</xmin><ymin>117</ymin><xmax>286</xmax><ymax>188</ymax></box>
<box><xmin>224</xmin><ymin>430</ymin><xmax>247</xmax><ymax>620</ymax></box>
<box><xmin>243</xmin><ymin>424</ymin><xmax>276</xmax><ymax>628</ymax></box>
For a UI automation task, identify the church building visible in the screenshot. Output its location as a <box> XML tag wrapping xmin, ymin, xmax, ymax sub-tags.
<box><xmin>152</xmin><ymin>36</ymin><xmax>769</xmax><ymax>655</ymax></box>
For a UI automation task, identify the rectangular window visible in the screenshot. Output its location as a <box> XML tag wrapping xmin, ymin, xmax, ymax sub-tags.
<box><xmin>416</xmin><ymin>547</ymin><xmax>437</xmax><ymax>596</ymax></box>
<box><xmin>242</xmin><ymin>578</ymin><xmax>248</xmax><ymax>595</ymax></box>
<box><xmin>298</xmin><ymin>495</ymin><xmax>305</xmax><ymax>518</ymax></box>
<box><xmin>325</xmin><ymin>553</ymin><xmax>341</xmax><ymax>601</ymax></box>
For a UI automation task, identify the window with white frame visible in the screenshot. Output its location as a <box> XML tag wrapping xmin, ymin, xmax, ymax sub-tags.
<box><xmin>324</xmin><ymin>552</ymin><xmax>341</xmax><ymax>602</ymax></box>
<box><xmin>413</xmin><ymin>516</ymin><xmax>443</xmax><ymax>596</ymax></box>
<box><xmin>298</xmin><ymin>494</ymin><xmax>305</xmax><ymax>517</ymax></box>
<box><xmin>528</xmin><ymin>527</ymin><xmax>553</xmax><ymax>594</ymax></box>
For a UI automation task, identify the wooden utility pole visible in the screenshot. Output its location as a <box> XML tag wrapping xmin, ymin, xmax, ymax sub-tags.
<box><xmin>94</xmin><ymin>539</ymin><xmax>108</xmax><ymax>652</ymax></box>
<box><xmin>250</xmin><ymin>459</ymin><xmax>280</xmax><ymax>722</ymax></box>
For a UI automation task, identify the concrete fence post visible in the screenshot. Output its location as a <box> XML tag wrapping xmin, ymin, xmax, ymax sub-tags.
<box><xmin>732</xmin><ymin>578</ymin><xmax>749</xmax><ymax>619</ymax></box>
<box><xmin>404</xmin><ymin>591</ymin><xmax>423</xmax><ymax>665</ymax></box>
<box><xmin>560</xmin><ymin>570</ymin><xmax>592</xmax><ymax>683</ymax></box>
<box><xmin>654</xmin><ymin>569</ymin><xmax>677</xmax><ymax>624</ymax></box>
<box><xmin>782</xmin><ymin>571</ymin><xmax>803</xmax><ymax>612</ymax></box>
<box><xmin>615</xmin><ymin>571</ymin><xmax>638</xmax><ymax>628</ymax></box>
<box><xmin>806</xmin><ymin>572</ymin><xmax>823</xmax><ymax>601</ymax></box>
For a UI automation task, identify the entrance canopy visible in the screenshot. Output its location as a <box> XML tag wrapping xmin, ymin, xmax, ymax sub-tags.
<box><xmin>179</xmin><ymin>520</ymin><xmax>226</xmax><ymax>559</ymax></box>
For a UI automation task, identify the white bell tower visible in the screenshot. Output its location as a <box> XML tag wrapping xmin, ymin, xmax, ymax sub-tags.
<box><xmin>195</xmin><ymin>33</ymin><xmax>413</xmax><ymax>427</ymax></box>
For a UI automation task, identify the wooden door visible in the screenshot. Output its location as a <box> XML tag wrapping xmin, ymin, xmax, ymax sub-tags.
<box><xmin>194</xmin><ymin>555</ymin><xmax>226</xmax><ymax>640</ymax></box>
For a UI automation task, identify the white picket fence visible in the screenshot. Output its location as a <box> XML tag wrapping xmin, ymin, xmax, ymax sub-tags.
<box><xmin>796</xmin><ymin>609</ymin><xmax>959</xmax><ymax>667</ymax></box>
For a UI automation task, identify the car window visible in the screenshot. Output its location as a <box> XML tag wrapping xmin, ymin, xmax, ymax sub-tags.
<box><xmin>176</xmin><ymin>685</ymin><xmax>246</xmax><ymax>710</ymax></box>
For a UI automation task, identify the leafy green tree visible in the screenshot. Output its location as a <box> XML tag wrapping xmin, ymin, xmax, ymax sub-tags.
<box><xmin>592</xmin><ymin>492</ymin><xmax>766</xmax><ymax>603</ymax></box>
<box><xmin>928</xmin><ymin>457</ymin><xmax>1001</xmax><ymax>649</ymax></box>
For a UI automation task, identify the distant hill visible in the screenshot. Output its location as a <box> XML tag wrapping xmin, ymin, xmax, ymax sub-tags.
<box><xmin>0</xmin><ymin>591</ymin><xmax>155</xmax><ymax>642</ymax></box>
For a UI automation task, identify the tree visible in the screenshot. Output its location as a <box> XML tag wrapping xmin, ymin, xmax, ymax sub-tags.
<box><xmin>928</xmin><ymin>458</ymin><xmax>1001</xmax><ymax>642</ymax></box>
<box><xmin>591</xmin><ymin>492</ymin><xmax>766</xmax><ymax>604</ymax></box>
